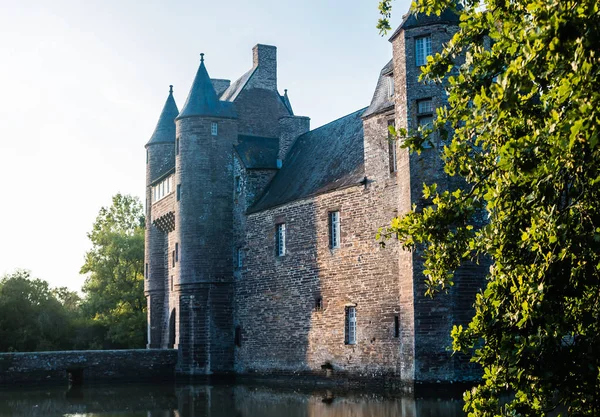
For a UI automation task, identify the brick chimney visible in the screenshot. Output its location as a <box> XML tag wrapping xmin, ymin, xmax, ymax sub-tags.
<box><xmin>252</xmin><ymin>44</ymin><xmax>277</xmax><ymax>90</ymax></box>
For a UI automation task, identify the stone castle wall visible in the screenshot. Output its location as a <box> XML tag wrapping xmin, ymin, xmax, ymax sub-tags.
<box><xmin>235</xmin><ymin>179</ymin><xmax>403</xmax><ymax>379</ymax></box>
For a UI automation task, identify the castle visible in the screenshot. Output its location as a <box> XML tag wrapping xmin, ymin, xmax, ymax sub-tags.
<box><xmin>144</xmin><ymin>6</ymin><xmax>484</xmax><ymax>385</ymax></box>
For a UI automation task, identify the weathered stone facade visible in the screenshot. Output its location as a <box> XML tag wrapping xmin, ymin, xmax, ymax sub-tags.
<box><xmin>144</xmin><ymin>5</ymin><xmax>486</xmax><ymax>386</ymax></box>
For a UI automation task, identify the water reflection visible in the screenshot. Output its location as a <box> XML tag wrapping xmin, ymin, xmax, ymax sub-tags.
<box><xmin>0</xmin><ymin>383</ymin><xmax>465</xmax><ymax>417</ymax></box>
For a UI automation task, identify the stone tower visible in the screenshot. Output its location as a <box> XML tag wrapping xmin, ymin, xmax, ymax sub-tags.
<box><xmin>390</xmin><ymin>6</ymin><xmax>482</xmax><ymax>383</ymax></box>
<box><xmin>145</xmin><ymin>86</ymin><xmax>178</xmax><ymax>349</ymax></box>
<box><xmin>174</xmin><ymin>54</ymin><xmax>238</xmax><ymax>375</ymax></box>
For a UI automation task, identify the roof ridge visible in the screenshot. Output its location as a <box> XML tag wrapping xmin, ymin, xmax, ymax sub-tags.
<box><xmin>298</xmin><ymin>107</ymin><xmax>367</xmax><ymax>138</ymax></box>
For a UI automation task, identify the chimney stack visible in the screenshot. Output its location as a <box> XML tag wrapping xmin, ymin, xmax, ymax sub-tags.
<box><xmin>252</xmin><ymin>44</ymin><xmax>277</xmax><ymax>90</ymax></box>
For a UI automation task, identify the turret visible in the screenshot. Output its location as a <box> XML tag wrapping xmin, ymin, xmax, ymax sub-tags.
<box><xmin>174</xmin><ymin>53</ymin><xmax>237</xmax><ymax>375</ymax></box>
<box><xmin>145</xmin><ymin>86</ymin><xmax>179</xmax><ymax>348</ymax></box>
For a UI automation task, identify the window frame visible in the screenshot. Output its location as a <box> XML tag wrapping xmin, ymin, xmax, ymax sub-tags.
<box><xmin>275</xmin><ymin>223</ymin><xmax>286</xmax><ymax>257</ymax></box>
<box><xmin>345</xmin><ymin>306</ymin><xmax>357</xmax><ymax>345</ymax></box>
<box><xmin>328</xmin><ymin>211</ymin><xmax>341</xmax><ymax>249</ymax></box>
<box><xmin>236</xmin><ymin>247</ymin><xmax>243</xmax><ymax>268</ymax></box>
<box><xmin>416</xmin><ymin>98</ymin><xmax>435</xmax><ymax>146</ymax></box>
<box><xmin>415</xmin><ymin>35</ymin><xmax>432</xmax><ymax>67</ymax></box>
<box><xmin>388</xmin><ymin>119</ymin><xmax>397</xmax><ymax>173</ymax></box>
<box><xmin>211</xmin><ymin>122</ymin><xmax>218</xmax><ymax>136</ymax></box>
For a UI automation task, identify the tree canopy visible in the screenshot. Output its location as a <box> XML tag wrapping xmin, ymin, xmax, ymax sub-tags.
<box><xmin>0</xmin><ymin>270</ymin><xmax>78</xmax><ymax>351</ymax></box>
<box><xmin>80</xmin><ymin>193</ymin><xmax>146</xmax><ymax>348</ymax></box>
<box><xmin>378</xmin><ymin>0</ymin><xmax>599</xmax><ymax>415</ymax></box>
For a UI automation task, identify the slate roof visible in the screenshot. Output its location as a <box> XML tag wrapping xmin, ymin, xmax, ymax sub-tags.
<box><xmin>220</xmin><ymin>67</ymin><xmax>257</xmax><ymax>102</ymax></box>
<box><xmin>249</xmin><ymin>108</ymin><xmax>366</xmax><ymax>213</ymax></box>
<box><xmin>235</xmin><ymin>135</ymin><xmax>279</xmax><ymax>169</ymax></box>
<box><xmin>177</xmin><ymin>56</ymin><xmax>236</xmax><ymax>119</ymax></box>
<box><xmin>146</xmin><ymin>87</ymin><xmax>179</xmax><ymax>146</ymax></box>
<box><xmin>389</xmin><ymin>4</ymin><xmax>462</xmax><ymax>40</ymax></box>
<box><xmin>280</xmin><ymin>90</ymin><xmax>294</xmax><ymax>115</ymax></box>
<box><xmin>362</xmin><ymin>60</ymin><xmax>395</xmax><ymax>118</ymax></box>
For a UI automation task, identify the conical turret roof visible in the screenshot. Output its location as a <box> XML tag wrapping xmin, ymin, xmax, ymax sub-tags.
<box><xmin>146</xmin><ymin>85</ymin><xmax>179</xmax><ymax>146</ymax></box>
<box><xmin>177</xmin><ymin>53</ymin><xmax>236</xmax><ymax>120</ymax></box>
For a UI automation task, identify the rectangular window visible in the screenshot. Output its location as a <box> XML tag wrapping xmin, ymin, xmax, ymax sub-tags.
<box><xmin>176</xmin><ymin>137</ymin><xmax>179</xmax><ymax>155</ymax></box>
<box><xmin>236</xmin><ymin>247</ymin><xmax>243</xmax><ymax>268</ymax></box>
<box><xmin>211</xmin><ymin>122</ymin><xmax>218</xmax><ymax>136</ymax></box>
<box><xmin>171</xmin><ymin>276</ymin><xmax>174</xmax><ymax>292</ymax></box>
<box><xmin>394</xmin><ymin>315</ymin><xmax>399</xmax><ymax>338</ymax></box>
<box><xmin>387</xmin><ymin>75</ymin><xmax>394</xmax><ymax>97</ymax></box>
<box><xmin>146</xmin><ymin>149</ymin><xmax>148</xmax><ymax>164</ymax></box>
<box><xmin>276</xmin><ymin>223</ymin><xmax>286</xmax><ymax>257</ymax></box>
<box><xmin>315</xmin><ymin>297</ymin><xmax>323</xmax><ymax>311</ymax></box>
<box><xmin>417</xmin><ymin>98</ymin><xmax>434</xmax><ymax>146</ymax></box>
<box><xmin>145</xmin><ymin>263</ymin><xmax>148</xmax><ymax>279</ymax></box>
<box><xmin>175</xmin><ymin>243</ymin><xmax>179</xmax><ymax>262</ymax></box>
<box><xmin>388</xmin><ymin>120</ymin><xmax>397</xmax><ymax>173</ymax></box>
<box><xmin>328</xmin><ymin>211</ymin><xmax>341</xmax><ymax>249</ymax></box>
<box><xmin>172</xmin><ymin>251</ymin><xmax>175</xmax><ymax>268</ymax></box>
<box><xmin>415</xmin><ymin>35</ymin><xmax>432</xmax><ymax>66</ymax></box>
<box><xmin>345</xmin><ymin>306</ymin><xmax>357</xmax><ymax>345</ymax></box>
<box><xmin>417</xmin><ymin>98</ymin><xmax>433</xmax><ymax>114</ymax></box>
<box><xmin>177</xmin><ymin>184</ymin><xmax>181</xmax><ymax>201</ymax></box>
<box><xmin>152</xmin><ymin>175</ymin><xmax>175</xmax><ymax>203</ymax></box>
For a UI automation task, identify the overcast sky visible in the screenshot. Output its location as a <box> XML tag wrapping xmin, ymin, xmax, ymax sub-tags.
<box><xmin>0</xmin><ymin>0</ymin><xmax>409</xmax><ymax>291</ymax></box>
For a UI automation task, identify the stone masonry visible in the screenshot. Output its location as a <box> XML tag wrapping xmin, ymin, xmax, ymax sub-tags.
<box><xmin>144</xmin><ymin>4</ymin><xmax>486</xmax><ymax>386</ymax></box>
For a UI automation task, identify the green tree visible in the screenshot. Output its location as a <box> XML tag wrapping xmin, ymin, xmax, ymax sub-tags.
<box><xmin>378</xmin><ymin>0</ymin><xmax>599</xmax><ymax>415</ymax></box>
<box><xmin>80</xmin><ymin>193</ymin><xmax>146</xmax><ymax>348</ymax></box>
<box><xmin>0</xmin><ymin>270</ymin><xmax>73</xmax><ymax>351</ymax></box>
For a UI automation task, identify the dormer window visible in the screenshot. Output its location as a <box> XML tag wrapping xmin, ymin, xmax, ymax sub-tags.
<box><xmin>415</xmin><ymin>35</ymin><xmax>432</xmax><ymax>67</ymax></box>
<box><xmin>211</xmin><ymin>122</ymin><xmax>218</xmax><ymax>136</ymax></box>
<box><xmin>387</xmin><ymin>76</ymin><xmax>395</xmax><ymax>97</ymax></box>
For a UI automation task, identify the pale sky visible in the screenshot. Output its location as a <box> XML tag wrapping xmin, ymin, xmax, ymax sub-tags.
<box><xmin>0</xmin><ymin>0</ymin><xmax>409</xmax><ymax>291</ymax></box>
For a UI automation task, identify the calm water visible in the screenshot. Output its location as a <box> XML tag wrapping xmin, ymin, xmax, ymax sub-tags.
<box><xmin>0</xmin><ymin>382</ymin><xmax>466</xmax><ymax>417</ymax></box>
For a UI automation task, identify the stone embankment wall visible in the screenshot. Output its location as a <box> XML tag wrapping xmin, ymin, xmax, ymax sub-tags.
<box><xmin>0</xmin><ymin>349</ymin><xmax>177</xmax><ymax>385</ymax></box>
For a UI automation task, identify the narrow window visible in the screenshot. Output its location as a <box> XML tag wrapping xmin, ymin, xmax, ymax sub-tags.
<box><xmin>234</xmin><ymin>326</ymin><xmax>242</xmax><ymax>347</ymax></box>
<box><xmin>177</xmin><ymin>184</ymin><xmax>181</xmax><ymax>201</ymax></box>
<box><xmin>315</xmin><ymin>297</ymin><xmax>323</xmax><ymax>311</ymax></box>
<box><xmin>345</xmin><ymin>306</ymin><xmax>357</xmax><ymax>345</ymax></box>
<box><xmin>170</xmin><ymin>276</ymin><xmax>174</xmax><ymax>292</ymax></box>
<box><xmin>175</xmin><ymin>243</ymin><xmax>179</xmax><ymax>262</ymax></box>
<box><xmin>211</xmin><ymin>122</ymin><xmax>218</xmax><ymax>136</ymax></box>
<box><xmin>172</xmin><ymin>251</ymin><xmax>175</xmax><ymax>268</ymax></box>
<box><xmin>146</xmin><ymin>149</ymin><xmax>148</xmax><ymax>164</ymax></box>
<box><xmin>417</xmin><ymin>98</ymin><xmax>434</xmax><ymax>145</ymax></box>
<box><xmin>276</xmin><ymin>223</ymin><xmax>286</xmax><ymax>257</ymax></box>
<box><xmin>388</xmin><ymin>120</ymin><xmax>397</xmax><ymax>173</ymax></box>
<box><xmin>329</xmin><ymin>211</ymin><xmax>340</xmax><ymax>249</ymax></box>
<box><xmin>236</xmin><ymin>247</ymin><xmax>243</xmax><ymax>268</ymax></box>
<box><xmin>394</xmin><ymin>315</ymin><xmax>399</xmax><ymax>338</ymax></box>
<box><xmin>176</xmin><ymin>137</ymin><xmax>179</xmax><ymax>155</ymax></box>
<box><xmin>388</xmin><ymin>75</ymin><xmax>394</xmax><ymax>97</ymax></box>
<box><xmin>145</xmin><ymin>263</ymin><xmax>148</xmax><ymax>280</ymax></box>
<box><xmin>415</xmin><ymin>35</ymin><xmax>432</xmax><ymax>67</ymax></box>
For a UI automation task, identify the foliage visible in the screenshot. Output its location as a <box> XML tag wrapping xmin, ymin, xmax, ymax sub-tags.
<box><xmin>0</xmin><ymin>270</ymin><xmax>74</xmax><ymax>351</ymax></box>
<box><xmin>80</xmin><ymin>193</ymin><xmax>146</xmax><ymax>348</ymax></box>
<box><xmin>378</xmin><ymin>0</ymin><xmax>600</xmax><ymax>415</ymax></box>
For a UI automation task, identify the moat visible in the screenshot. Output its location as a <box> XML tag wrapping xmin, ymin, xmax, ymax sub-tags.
<box><xmin>0</xmin><ymin>382</ymin><xmax>466</xmax><ymax>416</ymax></box>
